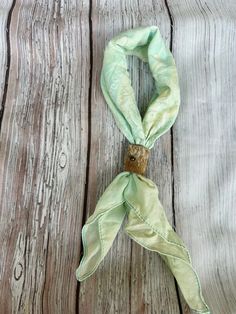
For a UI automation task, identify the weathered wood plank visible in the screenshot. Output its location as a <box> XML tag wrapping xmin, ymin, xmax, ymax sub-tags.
<box><xmin>0</xmin><ymin>0</ymin><xmax>90</xmax><ymax>312</ymax></box>
<box><xmin>169</xmin><ymin>1</ymin><xmax>236</xmax><ymax>313</ymax></box>
<box><xmin>78</xmin><ymin>0</ymin><xmax>181</xmax><ymax>313</ymax></box>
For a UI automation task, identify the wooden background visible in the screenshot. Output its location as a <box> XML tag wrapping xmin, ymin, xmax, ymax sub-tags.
<box><xmin>0</xmin><ymin>0</ymin><xmax>235</xmax><ymax>313</ymax></box>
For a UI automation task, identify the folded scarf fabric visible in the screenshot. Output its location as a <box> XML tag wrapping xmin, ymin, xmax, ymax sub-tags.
<box><xmin>76</xmin><ymin>26</ymin><xmax>210</xmax><ymax>314</ymax></box>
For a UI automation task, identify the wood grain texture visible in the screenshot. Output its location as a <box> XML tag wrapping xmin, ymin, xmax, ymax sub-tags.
<box><xmin>0</xmin><ymin>0</ymin><xmax>90</xmax><ymax>313</ymax></box>
<box><xmin>168</xmin><ymin>1</ymin><xmax>236</xmax><ymax>313</ymax></box>
<box><xmin>78</xmin><ymin>1</ymin><xmax>181</xmax><ymax>313</ymax></box>
<box><xmin>0</xmin><ymin>0</ymin><xmax>236</xmax><ymax>313</ymax></box>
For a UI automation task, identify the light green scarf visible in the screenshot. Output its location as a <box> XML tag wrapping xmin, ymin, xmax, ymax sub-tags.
<box><xmin>76</xmin><ymin>26</ymin><xmax>210</xmax><ymax>314</ymax></box>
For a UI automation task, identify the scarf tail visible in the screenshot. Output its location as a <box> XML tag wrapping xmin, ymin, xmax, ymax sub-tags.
<box><xmin>124</xmin><ymin>174</ymin><xmax>210</xmax><ymax>313</ymax></box>
<box><xmin>76</xmin><ymin>173</ymin><xmax>130</xmax><ymax>281</ymax></box>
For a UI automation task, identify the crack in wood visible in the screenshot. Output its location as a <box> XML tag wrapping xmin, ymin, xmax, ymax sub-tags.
<box><xmin>0</xmin><ymin>0</ymin><xmax>16</xmax><ymax>131</ymax></box>
<box><xmin>76</xmin><ymin>0</ymin><xmax>93</xmax><ymax>313</ymax></box>
<box><xmin>163</xmin><ymin>0</ymin><xmax>183</xmax><ymax>313</ymax></box>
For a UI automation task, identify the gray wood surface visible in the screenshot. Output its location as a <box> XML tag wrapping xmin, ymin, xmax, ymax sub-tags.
<box><xmin>0</xmin><ymin>0</ymin><xmax>235</xmax><ymax>313</ymax></box>
<box><xmin>169</xmin><ymin>1</ymin><xmax>236</xmax><ymax>313</ymax></box>
<box><xmin>0</xmin><ymin>0</ymin><xmax>90</xmax><ymax>312</ymax></box>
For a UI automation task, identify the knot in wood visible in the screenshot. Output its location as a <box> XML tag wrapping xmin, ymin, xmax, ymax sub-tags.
<box><xmin>124</xmin><ymin>144</ymin><xmax>150</xmax><ymax>176</ymax></box>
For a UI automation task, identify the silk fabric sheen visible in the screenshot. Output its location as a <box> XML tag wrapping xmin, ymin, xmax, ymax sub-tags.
<box><xmin>76</xmin><ymin>26</ymin><xmax>210</xmax><ymax>314</ymax></box>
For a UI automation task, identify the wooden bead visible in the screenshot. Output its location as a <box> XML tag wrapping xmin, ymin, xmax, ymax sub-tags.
<box><xmin>124</xmin><ymin>144</ymin><xmax>150</xmax><ymax>176</ymax></box>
